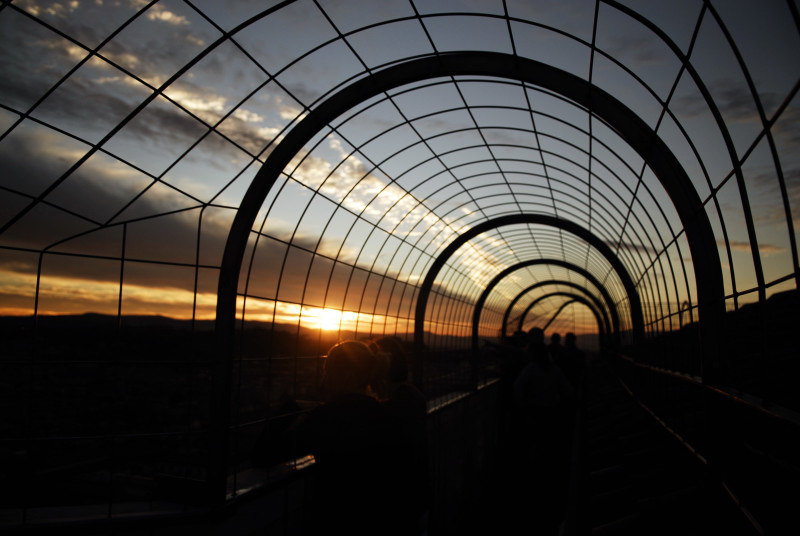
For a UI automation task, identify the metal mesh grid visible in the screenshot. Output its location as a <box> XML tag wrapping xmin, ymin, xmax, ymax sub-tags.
<box><xmin>1</xmin><ymin>0</ymin><xmax>798</xmax><ymax>525</ymax></box>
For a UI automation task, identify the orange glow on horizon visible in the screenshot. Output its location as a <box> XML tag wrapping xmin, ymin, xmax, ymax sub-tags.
<box><xmin>0</xmin><ymin>268</ymin><xmax>600</xmax><ymax>339</ymax></box>
<box><xmin>312</xmin><ymin>308</ymin><xmax>344</xmax><ymax>331</ymax></box>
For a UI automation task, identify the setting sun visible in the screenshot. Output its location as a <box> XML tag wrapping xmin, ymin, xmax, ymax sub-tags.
<box><xmin>315</xmin><ymin>307</ymin><xmax>343</xmax><ymax>331</ymax></box>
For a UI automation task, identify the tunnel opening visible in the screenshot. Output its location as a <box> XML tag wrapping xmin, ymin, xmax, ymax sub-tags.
<box><xmin>2</xmin><ymin>2</ymin><xmax>799</xmax><ymax>535</ymax></box>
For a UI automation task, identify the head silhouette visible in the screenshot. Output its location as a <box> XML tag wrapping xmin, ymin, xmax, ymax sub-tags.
<box><xmin>323</xmin><ymin>340</ymin><xmax>376</xmax><ymax>399</ymax></box>
<box><xmin>565</xmin><ymin>332</ymin><xmax>577</xmax><ymax>348</ymax></box>
<box><xmin>527</xmin><ymin>327</ymin><xmax>545</xmax><ymax>348</ymax></box>
<box><xmin>372</xmin><ymin>336</ymin><xmax>408</xmax><ymax>384</ymax></box>
<box><xmin>527</xmin><ymin>327</ymin><xmax>550</xmax><ymax>367</ymax></box>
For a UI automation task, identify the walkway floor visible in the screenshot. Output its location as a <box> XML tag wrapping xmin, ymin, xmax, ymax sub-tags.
<box><xmin>466</xmin><ymin>355</ymin><xmax>758</xmax><ymax>535</ymax></box>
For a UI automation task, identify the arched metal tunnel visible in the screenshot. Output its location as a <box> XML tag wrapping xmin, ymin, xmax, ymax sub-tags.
<box><xmin>1</xmin><ymin>1</ymin><xmax>798</xmax><ymax>535</ymax></box>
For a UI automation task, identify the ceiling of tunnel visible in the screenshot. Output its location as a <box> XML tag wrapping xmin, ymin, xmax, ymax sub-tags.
<box><xmin>0</xmin><ymin>0</ymin><xmax>798</xmax><ymax>345</ymax></box>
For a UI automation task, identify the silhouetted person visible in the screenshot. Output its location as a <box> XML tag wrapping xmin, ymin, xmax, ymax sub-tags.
<box><xmin>512</xmin><ymin>327</ymin><xmax>574</xmax><ymax>531</ymax></box>
<box><xmin>496</xmin><ymin>330</ymin><xmax>530</xmax><ymax>453</ymax></box>
<box><xmin>514</xmin><ymin>328</ymin><xmax>572</xmax><ymax>427</ymax></box>
<box><xmin>548</xmin><ymin>332</ymin><xmax>563</xmax><ymax>364</ymax></box>
<box><xmin>371</xmin><ymin>336</ymin><xmax>431</xmax><ymax>535</ymax></box>
<box><xmin>296</xmin><ymin>340</ymin><xmax>404</xmax><ymax>535</ymax></box>
<box><xmin>560</xmin><ymin>332</ymin><xmax>586</xmax><ymax>388</ymax></box>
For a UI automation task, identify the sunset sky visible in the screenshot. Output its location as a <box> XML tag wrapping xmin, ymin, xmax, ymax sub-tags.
<box><xmin>1</xmin><ymin>0</ymin><xmax>798</xmax><ymax>341</ymax></box>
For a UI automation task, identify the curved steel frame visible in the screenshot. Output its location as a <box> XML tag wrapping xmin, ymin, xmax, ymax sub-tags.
<box><xmin>500</xmin><ymin>279</ymin><xmax>614</xmax><ymax>340</ymax></box>
<box><xmin>518</xmin><ymin>292</ymin><xmax>594</xmax><ymax>332</ymax></box>
<box><xmin>516</xmin><ymin>292</ymin><xmax>607</xmax><ymax>348</ymax></box>
<box><xmin>423</xmin><ymin>215</ymin><xmax>643</xmax><ymax>386</ymax></box>
<box><xmin>214</xmin><ymin>52</ymin><xmax>726</xmax><ymax>493</ymax></box>
<box><xmin>469</xmin><ymin>259</ymin><xmax>621</xmax><ymax>351</ymax></box>
<box><xmin>217</xmin><ymin>51</ymin><xmax>724</xmax><ymax>354</ymax></box>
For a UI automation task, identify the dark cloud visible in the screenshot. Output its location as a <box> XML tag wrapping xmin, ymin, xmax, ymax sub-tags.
<box><xmin>674</xmin><ymin>79</ymin><xmax>785</xmax><ymax>128</ymax></box>
<box><xmin>603</xmin><ymin>33</ymin><xmax>663</xmax><ymax>65</ymax></box>
<box><xmin>723</xmin><ymin>240</ymin><xmax>785</xmax><ymax>255</ymax></box>
<box><xmin>0</xmin><ymin>121</ymin><xmax>90</xmax><ymax>198</ymax></box>
<box><xmin>608</xmin><ymin>239</ymin><xmax>658</xmax><ymax>256</ymax></box>
<box><xmin>772</xmin><ymin>102</ymin><xmax>800</xmax><ymax>146</ymax></box>
<box><xmin>31</xmin><ymin>58</ymin><xmax>153</xmax><ymax>144</ymax></box>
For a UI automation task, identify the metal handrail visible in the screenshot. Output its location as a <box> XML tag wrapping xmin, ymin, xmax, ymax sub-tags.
<box><xmin>614</xmin><ymin>352</ymin><xmax>800</xmax><ymax>429</ymax></box>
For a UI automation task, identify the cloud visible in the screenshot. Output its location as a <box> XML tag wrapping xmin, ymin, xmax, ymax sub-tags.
<box><xmin>773</xmin><ymin>105</ymin><xmax>800</xmax><ymax>146</ymax></box>
<box><xmin>1</xmin><ymin>122</ymin><xmax>91</xmax><ymax>200</ymax></box>
<box><xmin>290</xmin><ymin>136</ymin><xmax>436</xmax><ymax>235</ymax></box>
<box><xmin>0</xmin><ymin>13</ymin><xmax>83</xmax><ymax>111</ymax></box>
<box><xmin>608</xmin><ymin>239</ymin><xmax>658</xmax><ymax>256</ymax></box>
<box><xmin>602</xmin><ymin>33</ymin><xmax>663</xmax><ymax>65</ymax></box>
<box><xmin>146</xmin><ymin>5</ymin><xmax>190</xmax><ymax>26</ymax></box>
<box><xmin>164</xmin><ymin>87</ymin><xmax>229</xmax><ymax>121</ymax></box>
<box><xmin>0</xmin><ymin>267</ymin><xmax>220</xmax><ymax>318</ymax></box>
<box><xmin>15</xmin><ymin>0</ymin><xmax>81</xmax><ymax>18</ymax></box>
<box><xmin>711</xmin><ymin>84</ymin><xmax>763</xmax><ymax>124</ymax></box>
<box><xmin>742</xmin><ymin>165</ymin><xmax>800</xmax><ymax>229</ymax></box>
<box><xmin>674</xmin><ymin>80</ymin><xmax>782</xmax><ymax>127</ymax></box>
<box><xmin>724</xmin><ymin>240</ymin><xmax>784</xmax><ymax>256</ymax></box>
